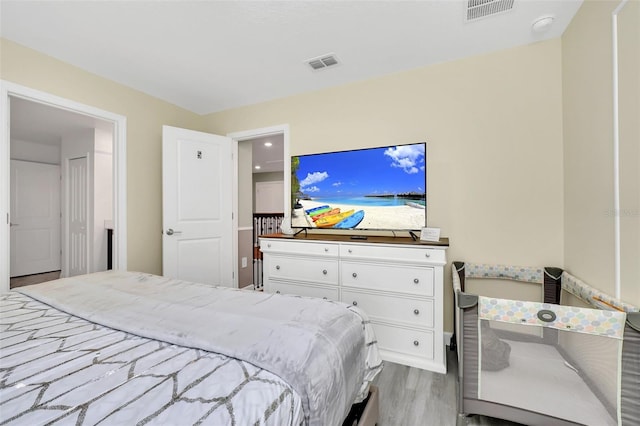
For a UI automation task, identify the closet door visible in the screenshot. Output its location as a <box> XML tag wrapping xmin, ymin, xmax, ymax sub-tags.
<box><xmin>10</xmin><ymin>160</ymin><xmax>61</xmax><ymax>277</ymax></box>
<box><xmin>67</xmin><ymin>156</ymin><xmax>89</xmax><ymax>277</ymax></box>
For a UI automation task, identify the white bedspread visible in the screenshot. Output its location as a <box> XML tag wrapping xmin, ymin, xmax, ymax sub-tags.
<box><xmin>2</xmin><ymin>291</ymin><xmax>304</xmax><ymax>425</ymax></box>
<box><xmin>14</xmin><ymin>271</ymin><xmax>382</xmax><ymax>426</ymax></box>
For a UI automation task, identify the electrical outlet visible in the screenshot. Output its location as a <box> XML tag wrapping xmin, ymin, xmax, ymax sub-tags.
<box><xmin>241</xmin><ymin>257</ymin><xmax>247</xmax><ymax>268</ymax></box>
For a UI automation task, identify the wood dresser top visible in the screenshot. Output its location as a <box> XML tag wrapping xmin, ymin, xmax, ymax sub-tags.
<box><xmin>259</xmin><ymin>233</ymin><xmax>449</xmax><ymax>247</ymax></box>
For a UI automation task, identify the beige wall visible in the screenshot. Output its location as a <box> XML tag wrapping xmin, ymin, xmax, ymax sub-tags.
<box><xmin>203</xmin><ymin>40</ymin><xmax>566</xmax><ymax>331</ymax></box>
<box><xmin>7</xmin><ymin>9</ymin><xmax>633</xmax><ymax>331</ymax></box>
<box><xmin>619</xmin><ymin>0</ymin><xmax>640</xmax><ymax>306</ymax></box>
<box><xmin>562</xmin><ymin>0</ymin><xmax>639</xmax><ymax>306</ymax></box>
<box><xmin>1</xmin><ymin>39</ymin><xmax>205</xmax><ymax>275</ymax></box>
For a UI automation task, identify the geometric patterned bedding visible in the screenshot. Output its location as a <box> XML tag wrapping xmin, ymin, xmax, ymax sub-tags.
<box><xmin>0</xmin><ymin>291</ymin><xmax>304</xmax><ymax>425</ymax></box>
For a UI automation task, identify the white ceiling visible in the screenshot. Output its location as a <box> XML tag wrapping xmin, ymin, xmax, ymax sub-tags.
<box><xmin>0</xmin><ymin>0</ymin><xmax>583</xmax><ymax>115</ymax></box>
<box><xmin>249</xmin><ymin>134</ymin><xmax>285</xmax><ymax>174</ymax></box>
<box><xmin>10</xmin><ymin>96</ymin><xmax>114</xmax><ymax>146</ymax></box>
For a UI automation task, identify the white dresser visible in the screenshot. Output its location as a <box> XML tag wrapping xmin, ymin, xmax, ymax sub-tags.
<box><xmin>259</xmin><ymin>234</ymin><xmax>448</xmax><ymax>373</ymax></box>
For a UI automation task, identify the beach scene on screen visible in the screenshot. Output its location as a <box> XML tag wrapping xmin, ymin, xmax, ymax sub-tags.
<box><xmin>291</xmin><ymin>143</ymin><xmax>426</xmax><ymax>230</ymax></box>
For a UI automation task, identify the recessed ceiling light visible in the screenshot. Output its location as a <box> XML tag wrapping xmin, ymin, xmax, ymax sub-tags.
<box><xmin>264</xmin><ymin>142</ymin><xmax>272</xmax><ymax>147</ymax></box>
<box><xmin>532</xmin><ymin>15</ymin><xmax>555</xmax><ymax>33</ymax></box>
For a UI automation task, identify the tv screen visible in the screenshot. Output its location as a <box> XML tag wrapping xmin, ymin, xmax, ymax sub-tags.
<box><xmin>290</xmin><ymin>142</ymin><xmax>426</xmax><ymax>231</ymax></box>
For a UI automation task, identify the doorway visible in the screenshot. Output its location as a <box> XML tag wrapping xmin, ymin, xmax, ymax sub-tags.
<box><xmin>0</xmin><ymin>81</ymin><xmax>127</xmax><ymax>292</ymax></box>
<box><xmin>9</xmin><ymin>97</ymin><xmax>113</xmax><ymax>287</ymax></box>
<box><xmin>228</xmin><ymin>125</ymin><xmax>289</xmax><ymax>289</ymax></box>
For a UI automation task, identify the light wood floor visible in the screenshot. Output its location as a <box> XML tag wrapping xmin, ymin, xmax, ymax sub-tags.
<box><xmin>372</xmin><ymin>349</ymin><xmax>522</xmax><ymax>426</ymax></box>
<box><xmin>10</xmin><ymin>270</ymin><xmax>61</xmax><ymax>289</ymax></box>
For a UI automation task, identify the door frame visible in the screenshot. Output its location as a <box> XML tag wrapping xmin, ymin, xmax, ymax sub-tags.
<box><xmin>227</xmin><ymin>124</ymin><xmax>290</xmax><ymax>286</ymax></box>
<box><xmin>0</xmin><ymin>80</ymin><xmax>127</xmax><ymax>292</ymax></box>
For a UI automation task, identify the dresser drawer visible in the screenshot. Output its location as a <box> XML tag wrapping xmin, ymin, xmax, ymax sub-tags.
<box><xmin>341</xmin><ymin>262</ymin><xmax>434</xmax><ymax>296</ymax></box>
<box><xmin>268</xmin><ymin>281</ymin><xmax>339</xmax><ymax>301</ymax></box>
<box><xmin>373</xmin><ymin>322</ymin><xmax>434</xmax><ymax>360</ymax></box>
<box><xmin>266</xmin><ymin>255</ymin><xmax>339</xmax><ymax>285</ymax></box>
<box><xmin>260</xmin><ymin>239</ymin><xmax>338</xmax><ymax>257</ymax></box>
<box><xmin>342</xmin><ymin>290</ymin><xmax>434</xmax><ymax>328</ymax></box>
<box><xmin>340</xmin><ymin>244</ymin><xmax>445</xmax><ymax>264</ymax></box>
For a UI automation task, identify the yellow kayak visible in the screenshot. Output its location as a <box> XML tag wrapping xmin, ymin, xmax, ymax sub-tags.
<box><xmin>315</xmin><ymin>210</ymin><xmax>355</xmax><ymax>228</ymax></box>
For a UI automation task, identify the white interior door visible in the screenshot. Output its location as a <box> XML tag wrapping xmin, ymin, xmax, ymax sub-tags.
<box><xmin>162</xmin><ymin>125</ymin><xmax>234</xmax><ymax>286</ymax></box>
<box><xmin>68</xmin><ymin>156</ymin><xmax>89</xmax><ymax>277</ymax></box>
<box><xmin>255</xmin><ymin>181</ymin><xmax>284</xmax><ymax>213</ymax></box>
<box><xmin>10</xmin><ymin>160</ymin><xmax>61</xmax><ymax>277</ymax></box>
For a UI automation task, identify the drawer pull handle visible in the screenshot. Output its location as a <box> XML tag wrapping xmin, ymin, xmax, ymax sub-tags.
<box><xmin>276</xmin><ymin>265</ymin><xmax>280</xmax><ymax>270</ymax></box>
<box><xmin>413</xmin><ymin>340</ymin><xmax>420</xmax><ymax>346</ymax></box>
<box><xmin>414</xmin><ymin>309</ymin><xmax>420</xmax><ymax>315</ymax></box>
<box><xmin>413</xmin><ymin>278</ymin><xmax>419</xmax><ymax>284</ymax></box>
<box><xmin>322</xmin><ymin>269</ymin><xmax>328</xmax><ymax>275</ymax></box>
<box><xmin>348</xmin><ymin>249</ymin><xmax>352</xmax><ymax>253</ymax></box>
<box><xmin>352</xmin><ymin>301</ymin><xmax>358</xmax><ymax>306</ymax></box>
<box><xmin>276</xmin><ymin>290</ymin><xmax>281</xmax><ymax>294</ymax></box>
<box><xmin>268</xmin><ymin>244</ymin><xmax>271</xmax><ymax>248</ymax></box>
<box><xmin>352</xmin><ymin>273</ymin><xmax>358</xmax><ymax>279</ymax></box>
<box><xmin>425</xmin><ymin>252</ymin><xmax>431</xmax><ymax>258</ymax></box>
<box><xmin>323</xmin><ymin>297</ymin><xmax>328</xmax><ymax>300</ymax></box>
<box><xmin>324</xmin><ymin>248</ymin><xmax>329</xmax><ymax>252</ymax></box>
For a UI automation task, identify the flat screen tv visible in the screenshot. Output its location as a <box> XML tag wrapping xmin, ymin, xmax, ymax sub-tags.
<box><xmin>290</xmin><ymin>142</ymin><xmax>426</xmax><ymax>233</ymax></box>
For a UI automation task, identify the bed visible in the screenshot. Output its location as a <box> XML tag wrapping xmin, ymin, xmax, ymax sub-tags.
<box><xmin>1</xmin><ymin>271</ymin><xmax>383</xmax><ymax>425</ymax></box>
<box><xmin>452</xmin><ymin>262</ymin><xmax>640</xmax><ymax>426</ymax></box>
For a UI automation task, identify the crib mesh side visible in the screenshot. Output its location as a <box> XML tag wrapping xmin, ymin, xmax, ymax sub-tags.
<box><xmin>621</xmin><ymin>319</ymin><xmax>640</xmax><ymax>425</ymax></box>
<box><xmin>557</xmin><ymin>329</ymin><xmax>619</xmax><ymax>417</ymax></box>
<box><xmin>478</xmin><ymin>297</ymin><xmax>624</xmax><ymax>426</ymax></box>
<box><xmin>462</xmin><ymin>304</ymin><xmax>479</xmax><ymax>401</ymax></box>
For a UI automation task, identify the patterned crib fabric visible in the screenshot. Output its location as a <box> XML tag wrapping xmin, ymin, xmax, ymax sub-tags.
<box><xmin>465</xmin><ymin>263</ymin><xmax>544</xmax><ymax>284</ymax></box>
<box><xmin>478</xmin><ymin>296</ymin><xmax>628</xmax><ymax>339</ymax></box>
<box><xmin>562</xmin><ymin>272</ymin><xmax>639</xmax><ymax>313</ymax></box>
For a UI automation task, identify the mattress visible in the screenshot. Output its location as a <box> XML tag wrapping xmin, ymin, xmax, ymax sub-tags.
<box><xmin>479</xmin><ymin>339</ymin><xmax>616</xmax><ymax>426</ymax></box>
<box><xmin>1</xmin><ymin>271</ymin><xmax>382</xmax><ymax>425</ymax></box>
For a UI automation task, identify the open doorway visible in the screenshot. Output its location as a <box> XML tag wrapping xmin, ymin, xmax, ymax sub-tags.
<box><xmin>1</xmin><ymin>81</ymin><xmax>127</xmax><ymax>292</ymax></box>
<box><xmin>228</xmin><ymin>125</ymin><xmax>289</xmax><ymax>289</ymax></box>
<box><xmin>9</xmin><ymin>97</ymin><xmax>114</xmax><ymax>288</ymax></box>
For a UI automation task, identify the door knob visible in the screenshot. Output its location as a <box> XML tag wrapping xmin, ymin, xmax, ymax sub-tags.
<box><xmin>166</xmin><ymin>228</ymin><xmax>182</xmax><ymax>236</ymax></box>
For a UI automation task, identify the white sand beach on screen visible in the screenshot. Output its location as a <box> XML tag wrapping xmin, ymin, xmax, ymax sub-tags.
<box><xmin>291</xmin><ymin>200</ymin><xmax>425</xmax><ymax>229</ymax></box>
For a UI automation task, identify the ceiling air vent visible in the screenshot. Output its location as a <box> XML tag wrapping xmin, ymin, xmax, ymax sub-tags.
<box><xmin>466</xmin><ymin>0</ymin><xmax>515</xmax><ymax>21</ymax></box>
<box><xmin>306</xmin><ymin>54</ymin><xmax>339</xmax><ymax>71</ymax></box>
